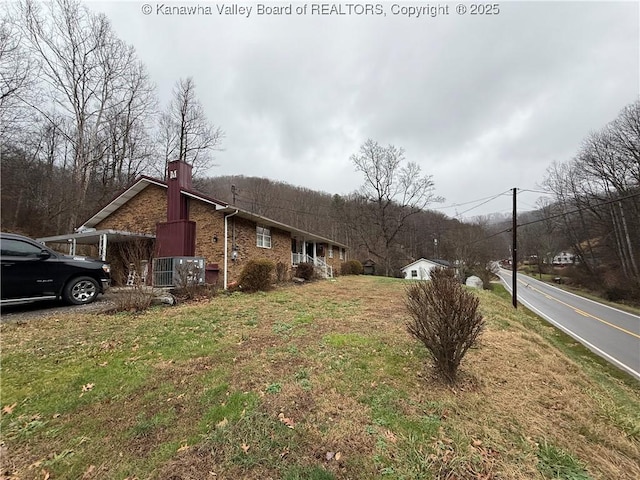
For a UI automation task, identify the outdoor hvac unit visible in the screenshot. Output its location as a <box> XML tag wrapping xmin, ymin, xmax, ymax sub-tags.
<box><xmin>152</xmin><ymin>257</ymin><xmax>206</xmax><ymax>287</ymax></box>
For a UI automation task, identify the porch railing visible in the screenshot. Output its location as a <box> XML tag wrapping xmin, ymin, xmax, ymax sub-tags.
<box><xmin>292</xmin><ymin>252</ymin><xmax>311</xmax><ymax>265</ymax></box>
<box><xmin>291</xmin><ymin>253</ymin><xmax>333</xmax><ymax>278</ymax></box>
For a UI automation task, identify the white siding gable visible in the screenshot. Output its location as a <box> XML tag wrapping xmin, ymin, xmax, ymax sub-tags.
<box><xmin>401</xmin><ymin>258</ymin><xmax>442</xmax><ymax>280</ymax></box>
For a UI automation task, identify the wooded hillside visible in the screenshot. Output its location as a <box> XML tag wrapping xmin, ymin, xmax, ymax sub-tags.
<box><xmin>1</xmin><ymin>1</ymin><xmax>637</xmax><ymax>293</ymax></box>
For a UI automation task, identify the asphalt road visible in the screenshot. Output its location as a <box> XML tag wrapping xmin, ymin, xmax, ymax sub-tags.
<box><xmin>498</xmin><ymin>269</ymin><xmax>640</xmax><ymax>381</ymax></box>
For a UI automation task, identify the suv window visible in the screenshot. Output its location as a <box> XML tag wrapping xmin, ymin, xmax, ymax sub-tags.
<box><xmin>1</xmin><ymin>239</ymin><xmax>45</xmax><ymax>257</ymax></box>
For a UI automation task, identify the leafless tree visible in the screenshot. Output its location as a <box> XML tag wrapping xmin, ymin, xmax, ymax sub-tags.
<box><xmin>16</xmin><ymin>0</ymin><xmax>153</xmax><ymax>230</ymax></box>
<box><xmin>96</xmin><ymin>61</ymin><xmax>157</xmax><ymax>190</ymax></box>
<box><xmin>578</xmin><ymin>128</ymin><xmax>639</xmax><ymax>280</ymax></box>
<box><xmin>0</xmin><ymin>13</ymin><xmax>36</xmax><ymax>141</ymax></box>
<box><xmin>345</xmin><ymin>139</ymin><xmax>443</xmax><ymax>276</ymax></box>
<box><xmin>542</xmin><ymin>101</ymin><xmax>640</xmax><ymax>298</ymax></box>
<box><xmin>157</xmin><ymin>77</ymin><xmax>223</xmax><ymax>178</ymax></box>
<box><xmin>518</xmin><ymin>203</ymin><xmax>561</xmax><ymax>279</ymax></box>
<box><xmin>196</xmin><ymin>174</ymin><xmax>347</xmax><ymax>244</ymax></box>
<box><xmin>441</xmin><ymin>220</ymin><xmax>498</xmax><ymax>287</ymax></box>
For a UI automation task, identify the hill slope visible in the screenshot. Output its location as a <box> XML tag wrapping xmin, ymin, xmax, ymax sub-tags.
<box><xmin>1</xmin><ymin>277</ymin><xmax>638</xmax><ymax>479</ymax></box>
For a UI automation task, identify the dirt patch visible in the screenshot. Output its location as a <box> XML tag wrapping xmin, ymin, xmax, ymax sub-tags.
<box><xmin>156</xmin><ymin>445</ymin><xmax>223</xmax><ymax>480</ymax></box>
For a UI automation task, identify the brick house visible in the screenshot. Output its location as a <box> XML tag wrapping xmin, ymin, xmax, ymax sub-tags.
<box><xmin>38</xmin><ymin>160</ymin><xmax>347</xmax><ymax>288</ymax></box>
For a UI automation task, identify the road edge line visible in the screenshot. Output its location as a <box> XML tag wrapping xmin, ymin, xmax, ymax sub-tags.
<box><xmin>499</xmin><ymin>274</ymin><xmax>640</xmax><ymax>382</ymax></box>
<box><xmin>506</xmin><ymin>269</ymin><xmax>640</xmax><ymax>320</ymax></box>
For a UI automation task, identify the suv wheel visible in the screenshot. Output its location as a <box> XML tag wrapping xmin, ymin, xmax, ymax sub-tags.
<box><xmin>63</xmin><ymin>276</ymin><xmax>99</xmax><ymax>305</ymax></box>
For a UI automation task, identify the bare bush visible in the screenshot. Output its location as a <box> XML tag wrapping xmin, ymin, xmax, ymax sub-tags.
<box><xmin>405</xmin><ymin>268</ymin><xmax>484</xmax><ymax>383</ymax></box>
<box><xmin>113</xmin><ymin>288</ymin><xmax>153</xmax><ymax>313</ymax></box>
<box><xmin>110</xmin><ymin>240</ymin><xmax>155</xmax><ymax>312</ymax></box>
<box><xmin>341</xmin><ymin>259</ymin><xmax>363</xmax><ymax>275</ymax></box>
<box><xmin>172</xmin><ymin>283</ymin><xmax>218</xmax><ymax>302</ymax></box>
<box><xmin>295</xmin><ymin>262</ymin><xmax>315</xmax><ymax>281</ymax></box>
<box><xmin>172</xmin><ymin>260</ymin><xmax>209</xmax><ymax>300</ymax></box>
<box><xmin>239</xmin><ymin>259</ymin><xmax>275</xmax><ymax>292</ymax></box>
<box><xmin>174</xmin><ymin>260</ymin><xmax>203</xmax><ymax>287</ymax></box>
<box><xmin>275</xmin><ymin>261</ymin><xmax>289</xmax><ymax>283</ymax></box>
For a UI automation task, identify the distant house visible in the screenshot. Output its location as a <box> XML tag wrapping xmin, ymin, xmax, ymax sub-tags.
<box><xmin>38</xmin><ymin>160</ymin><xmax>347</xmax><ymax>289</ymax></box>
<box><xmin>362</xmin><ymin>259</ymin><xmax>376</xmax><ymax>275</ymax></box>
<box><xmin>400</xmin><ymin>258</ymin><xmax>445</xmax><ymax>280</ymax></box>
<box><xmin>553</xmin><ymin>251</ymin><xmax>575</xmax><ymax>266</ymax></box>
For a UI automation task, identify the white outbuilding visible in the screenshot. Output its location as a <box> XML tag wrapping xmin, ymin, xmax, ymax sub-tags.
<box><xmin>401</xmin><ymin>258</ymin><xmax>445</xmax><ymax>281</ymax></box>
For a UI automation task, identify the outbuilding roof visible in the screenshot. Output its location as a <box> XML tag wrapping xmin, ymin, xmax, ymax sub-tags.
<box><xmin>401</xmin><ymin>258</ymin><xmax>446</xmax><ymax>271</ymax></box>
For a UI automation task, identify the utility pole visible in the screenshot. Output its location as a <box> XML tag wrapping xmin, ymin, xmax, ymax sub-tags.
<box><xmin>512</xmin><ymin>187</ymin><xmax>518</xmax><ymax>309</ymax></box>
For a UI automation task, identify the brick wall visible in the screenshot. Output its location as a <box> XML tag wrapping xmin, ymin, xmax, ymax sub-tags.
<box><xmin>93</xmin><ymin>184</ymin><xmax>347</xmax><ymax>284</ymax></box>
<box><xmin>324</xmin><ymin>243</ymin><xmax>346</xmax><ymax>274</ymax></box>
<box><xmin>190</xmin><ymin>200</ymin><xmax>226</xmax><ymax>267</ymax></box>
<box><xmin>226</xmin><ymin>216</ymin><xmax>292</xmax><ymax>283</ymax></box>
<box><xmin>188</xmin><ymin>207</ymin><xmax>293</xmax><ymax>283</ymax></box>
<box><xmin>95</xmin><ymin>185</ymin><xmax>167</xmax><ymax>234</ymax></box>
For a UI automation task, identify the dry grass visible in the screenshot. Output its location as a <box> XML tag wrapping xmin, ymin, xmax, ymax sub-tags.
<box><xmin>1</xmin><ymin>276</ymin><xmax>638</xmax><ymax>480</ymax></box>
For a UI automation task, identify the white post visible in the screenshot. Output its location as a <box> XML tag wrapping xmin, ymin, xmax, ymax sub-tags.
<box><xmin>224</xmin><ymin>210</ymin><xmax>238</xmax><ymax>289</ymax></box>
<box><xmin>100</xmin><ymin>234</ymin><xmax>108</xmax><ymax>261</ymax></box>
<box><xmin>224</xmin><ymin>215</ymin><xmax>228</xmax><ymax>289</ymax></box>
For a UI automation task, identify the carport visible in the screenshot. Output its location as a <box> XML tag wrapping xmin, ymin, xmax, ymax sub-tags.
<box><xmin>37</xmin><ymin>229</ymin><xmax>155</xmax><ymax>261</ymax></box>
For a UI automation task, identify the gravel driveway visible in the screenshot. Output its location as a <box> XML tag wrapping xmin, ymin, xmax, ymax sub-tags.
<box><xmin>0</xmin><ymin>291</ymin><xmax>118</xmax><ymax>323</ymax></box>
<box><xmin>0</xmin><ymin>287</ymin><xmax>178</xmax><ymax>323</ymax></box>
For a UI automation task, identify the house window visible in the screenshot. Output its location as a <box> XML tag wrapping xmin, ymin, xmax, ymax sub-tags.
<box><xmin>411</xmin><ymin>270</ymin><xmax>418</xmax><ymax>278</ymax></box>
<box><xmin>256</xmin><ymin>225</ymin><xmax>271</xmax><ymax>248</ymax></box>
<box><xmin>328</xmin><ymin>245</ymin><xmax>333</xmax><ymax>258</ymax></box>
<box><xmin>339</xmin><ymin>248</ymin><xmax>344</xmax><ymax>260</ymax></box>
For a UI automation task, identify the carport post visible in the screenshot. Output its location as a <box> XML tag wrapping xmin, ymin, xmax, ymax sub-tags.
<box><xmin>99</xmin><ymin>234</ymin><xmax>108</xmax><ymax>261</ymax></box>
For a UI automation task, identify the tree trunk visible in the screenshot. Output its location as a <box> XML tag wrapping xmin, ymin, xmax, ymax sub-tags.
<box><xmin>618</xmin><ymin>201</ymin><xmax>639</xmax><ymax>278</ymax></box>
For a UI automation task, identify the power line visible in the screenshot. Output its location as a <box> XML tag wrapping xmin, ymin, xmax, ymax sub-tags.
<box><xmin>519</xmin><ymin>201</ymin><xmax>540</xmax><ymax>211</ymax></box>
<box><xmin>233</xmin><ymin>196</ymin><xmax>335</xmax><ymax>218</ymax></box>
<box><xmin>518</xmin><ymin>188</ymin><xmax>553</xmax><ymax>195</ymax></box>
<box><xmin>431</xmin><ymin>191</ymin><xmax>511</xmax><ymax>211</ymax></box>
<box><xmin>463</xmin><ymin>227</ymin><xmax>512</xmax><ymax>247</ymax></box>
<box><xmin>454</xmin><ymin>190</ymin><xmax>511</xmax><ymax>218</ymax></box>
<box><xmin>517</xmin><ymin>191</ymin><xmax>640</xmax><ymax>229</ymax></box>
<box><xmin>222</xmin><ymin>182</ymin><xmax>632</xmax><ymax>247</ymax></box>
<box><xmin>445</xmin><ymin>190</ymin><xmax>640</xmax><ymax>258</ymax></box>
<box><xmin>230</xmin><ymin>184</ymin><xmax>515</xmax><ymax>216</ymax></box>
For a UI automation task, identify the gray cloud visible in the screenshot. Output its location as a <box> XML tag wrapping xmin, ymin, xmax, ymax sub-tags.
<box><xmin>93</xmin><ymin>1</ymin><xmax>639</xmax><ymax>216</ymax></box>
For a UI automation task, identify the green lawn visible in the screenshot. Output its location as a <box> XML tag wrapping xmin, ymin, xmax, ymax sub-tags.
<box><xmin>1</xmin><ymin>276</ymin><xmax>638</xmax><ymax>479</ymax></box>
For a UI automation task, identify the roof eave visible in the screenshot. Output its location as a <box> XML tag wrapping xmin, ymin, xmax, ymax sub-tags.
<box><xmin>402</xmin><ymin>258</ymin><xmax>442</xmax><ymax>270</ymax></box>
<box><xmin>81</xmin><ymin>177</ymin><xmax>166</xmax><ymax>229</ymax></box>
<box><xmin>220</xmin><ymin>207</ymin><xmax>348</xmax><ymax>248</ymax></box>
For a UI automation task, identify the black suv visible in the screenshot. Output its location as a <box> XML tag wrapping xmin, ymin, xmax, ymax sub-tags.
<box><xmin>1</xmin><ymin>232</ymin><xmax>110</xmax><ymax>306</ymax></box>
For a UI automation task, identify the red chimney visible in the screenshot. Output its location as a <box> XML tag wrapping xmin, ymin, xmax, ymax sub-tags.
<box><xmin>155</xmin><ymin>160</ymin><xmax>196</xmax><ymax>257</ymax></box>
<box><xmin>167</xmin><ymin>160</ymin><xmax>192</xmax><ymax>221</ymax></box>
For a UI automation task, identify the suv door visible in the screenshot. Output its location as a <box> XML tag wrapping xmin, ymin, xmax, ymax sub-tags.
<box><xmin>0</xmin><ymin>238</ymin><xmax>60</xmax><ymax>300</ymax></box>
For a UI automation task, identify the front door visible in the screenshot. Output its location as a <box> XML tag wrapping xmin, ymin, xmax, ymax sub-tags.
<box><xmin>306</xmin><ymin>242</ymin><xmax>314</xmax><ymax>260</ymax></box>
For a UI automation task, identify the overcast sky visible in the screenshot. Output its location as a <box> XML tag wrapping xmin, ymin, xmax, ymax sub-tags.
<box><xmin>89</xmin><ymin>0</ymin><xmax>639</xmax><ymax>219</ymax></box>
